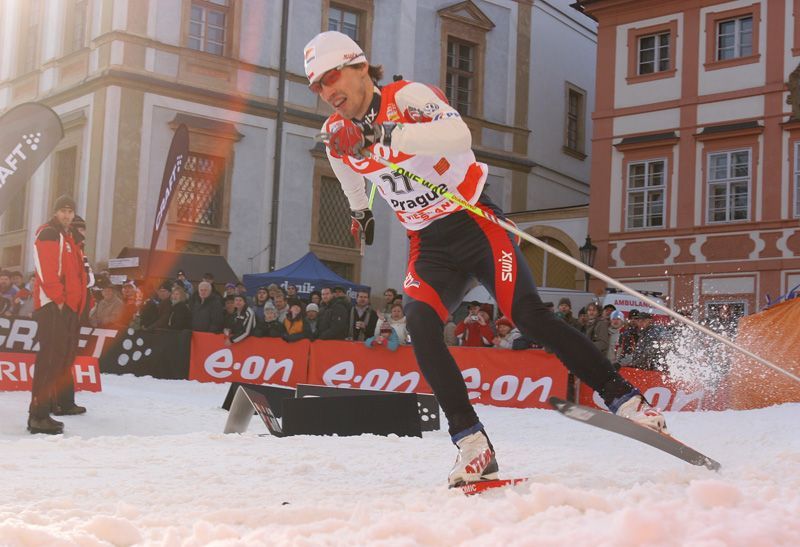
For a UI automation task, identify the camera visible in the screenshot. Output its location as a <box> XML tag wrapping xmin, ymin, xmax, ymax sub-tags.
<box><xmin>469</xmin><ymin>315</ymin><xmax>479</xmax><ymax>321</ymax></box>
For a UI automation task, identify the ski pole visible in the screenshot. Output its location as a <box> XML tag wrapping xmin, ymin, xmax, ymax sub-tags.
<box><xmin>340</xmin><ymin>143</ymin><xmax>798</xmax><ymax>385</ymax></box>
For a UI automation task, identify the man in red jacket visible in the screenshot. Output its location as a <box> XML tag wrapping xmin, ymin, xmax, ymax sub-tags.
<box><xmin>28</xmin><ymin>195</ymin><xmax>87</xmax><ymax>434</ymax></box>
<box><xmin>454</xmin><ymin>301</ymin><xmax>494</xmax><ymax>347</ymax></box>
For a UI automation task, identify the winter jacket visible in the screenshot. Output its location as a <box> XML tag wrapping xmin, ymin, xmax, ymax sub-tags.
<box><xmin>140</xmin><ymin>297</ymin><xmax>171</xmax><ymax>329</ymax></box>
<box><xmin>260</xmin><ymin>319</ymin><xmax>287</xmax><ymax>338</ymax></box>
<box><xmin>374</xmin><ymin>316</ymin><xmax>409</xmax><ymax>344</ymax></box>
<box><xmin>454</xmin><ymin>318</ymin><xmax>493</xmax><ymax>347</ymax></box>
<box><xmin>90</xmin><ymin>294</ymin><xmax>126</xmax><ymax>329</ymax></box>
<box><xmin>251</xmin><ymin>299</ymin><xmax>270</xmax><ymax>323</ymax></box>
<box><xmin>191</xmin><ymin>296</ymin><xmax>225</xmax><ymax>333</ymax></box>
<box><xmin>348</xmin><ymin>305</ymin><xmax>379</xmax><ymax>341</ymax></box>
<box><xmin>227</xmin><ymin>306</ymin><xmax>255</xmax><ymax>343</ymax></box>
<box><xmin>583</xmin><ymin>317</ymin><xmax>610</xmax><ymax>355</ymax></box>
<box><xmin>493</xmin><ymin>328</ymin><xmax>522</xmax><ymax>349</ymax></box>
<box><xmin>33</xmin><ymin>219</ymin><xmax>85</xmax><ymax>313</ymax></box>
<box><xmin>303</xmin><ymin>318</ymin><xmax>319</xmax><ymax>340</ymax></box>
<box><xmin>283</xmin><ymin>315</ymin><xmax>305</xmax><ymax>336</ymax></box>
<box><xmin>607</xmin><ymin>324</ymin><xmax>622</xmax><ymax>362</ymax></box>
<box><xmin>152</xmin><ymin>301</ymin><xmax>192</xmax><ymax>330</ymax></box>
<box><xmin>317</xmin><ymin>297</ymin><xmax>350</xmax><ymax>340</ymax></box>
<box><xmin>274</xmin><ymin>305</ymin><xmax>290</xmax><ymax>323</ymax></box>
<box><xmin>364</xmin><ymin>329</ymin><xmax>400</xmax><ymax>351</ymax></box>
<box><xmin>556</xmin><ymin>311</ymin><xmax>582</xmax><ymax>331</ymax></box>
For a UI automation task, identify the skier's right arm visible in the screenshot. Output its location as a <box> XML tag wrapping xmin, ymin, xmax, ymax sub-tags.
<box><xmin>325</xmin><ymin>146</ymin><xmax>370</xmax><ymax>211</ymax></box>
<box><xmin>325</xmin><ymin>130</ymin><xmax>374</xmax><ymax>244</ymax></box>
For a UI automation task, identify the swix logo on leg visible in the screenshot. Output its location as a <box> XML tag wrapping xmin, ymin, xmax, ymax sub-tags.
<box><xmin>465</xmin><ymin>448</ymin><xmax>493</xmax><ymax>475</ymax></box>
<box><xmin>498</xmin><ymin>250</ymin><xmax>514</xmax><ymax>282</ymax></box>
<box><xmin>403</xmin><ymin>272</ymin><xmax>421</xmax><ymax>290</ymax></box>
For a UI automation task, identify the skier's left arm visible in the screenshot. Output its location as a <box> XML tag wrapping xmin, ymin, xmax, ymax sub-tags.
<box><xmin>385</xmin><ymin>82</ymin><xmax>472</xmax><ymax>156</ymax></box>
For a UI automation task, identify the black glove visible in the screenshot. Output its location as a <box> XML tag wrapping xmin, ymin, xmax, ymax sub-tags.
<box><xmin>353</xmin><ymin>121</ymin><xmax>397</xmax><ymax>148</ymax></box>
<box><xmin>350</xmin><ymin>209</ymin><xmax>375</xmax><ymax>245</ymax></box>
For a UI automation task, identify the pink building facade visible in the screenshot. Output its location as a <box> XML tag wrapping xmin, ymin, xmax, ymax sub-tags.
<box><xmin>576</xmin><ymin>0</ymin><xmax>800</xmax><ymax>318</ymax></box>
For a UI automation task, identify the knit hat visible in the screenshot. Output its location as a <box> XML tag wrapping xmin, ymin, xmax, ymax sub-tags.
<box><xmin>558</xmin><ymin>297</ymin><xmax>572</xmax><ymax>307</ymax></box>
<box><xmin>305</xmin><ymin>303</ymin><xmax>319</xmax><ymax>313</ymax></box>
<box><xmin>610</xmin><ymin>310</ymin><xmax>624</xmax><ymax>321</ymax></box>
<box><xmin>303</xmin><ymin>31</ymin><xmax>365</xmax><ymax>85</ymax></box>
<box><xmin>495</xmin><ymin>317</ymin><xmax>514</xmax><ymax>329</ymax></box>
<box><xmin>53</xmin><ymin>194</ymin><xmax>76</xmax><ymax>212</ymax></box>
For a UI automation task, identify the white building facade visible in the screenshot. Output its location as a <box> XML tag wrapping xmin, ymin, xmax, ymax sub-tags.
<box><xmin>0</xmin><ymin>0</ymin><xmax>597</xmax><ymax>293</ymax></box>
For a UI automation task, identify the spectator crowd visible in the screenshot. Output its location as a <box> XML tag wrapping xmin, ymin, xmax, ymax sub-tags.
<box><xmin>2</xmin><ymin>210</ymin><xmax>743</xmax><ymax>373</ymax></box>
<box><xmin>3</xmin><ymin>254</ymin><xmax>744</xmax><ymax>372</ymax></box>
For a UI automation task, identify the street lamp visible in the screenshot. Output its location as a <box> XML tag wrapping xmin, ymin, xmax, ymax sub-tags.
<box><xmin>579</xmin><ymin>236</ymin><xmax>597</xmax><ymax>292</ymax></box>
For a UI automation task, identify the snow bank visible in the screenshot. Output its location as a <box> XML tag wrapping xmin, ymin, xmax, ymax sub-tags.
<box><xmin>1</xmin><ymin>375</ymin><xmax>798</xmax><ymax>545</ymax></box>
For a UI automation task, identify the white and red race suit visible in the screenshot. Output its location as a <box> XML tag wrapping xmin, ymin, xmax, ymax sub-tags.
<box><xmin>322</xmin><ymin>79</ymin><xmax>640</xmax><ymax>441</ymax></box>
<box><xmin>323</xmin><ymin>80</ymin><xmax>487</xmax><ymax>230</ymax></box>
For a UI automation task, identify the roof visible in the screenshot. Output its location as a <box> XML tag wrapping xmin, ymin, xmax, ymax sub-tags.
<box><xmin>569</xmin><ymin>1</ymin><xmax>599</xmax><ymax>20</ymax></box>
<box><xmin>110</xmin><ymin>247</ymin><xmax>239</xmax><ymax>283</ymax></box>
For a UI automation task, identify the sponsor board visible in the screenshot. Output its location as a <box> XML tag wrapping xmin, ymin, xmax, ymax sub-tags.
<box><xmin>0</xmin><ymin>317</ymin><xmax>118</xmax><ymax>358</ymax></box>
<box><xmin>188</xmin><ymin>337</ymin><xmax>729</xmax><ymax>411</ymax></box>
<box><xmin>578</xmin><ymin>367</ymin><xmax>727</xmax><ymax>411</ymax></box>
<box><xmin>307</xmin><ymin>342</ymin><xmax>569</xmax><ymax>409</ymax></box>
<box><xmin>0</xmin><ymin>353</ymin><xmax>102</xmax><ymax>392</ymax></box>
<box><xmin>189</xmin><ymin>332</ymin><xmax>309</xmax><ymax>387</ymax></box>
<box><xmin>450</xmin><ymin>347</ymin><xmax>569</xmax><ymax>408</ymax></box>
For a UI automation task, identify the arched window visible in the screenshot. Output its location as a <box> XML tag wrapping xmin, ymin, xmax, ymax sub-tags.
<box><xmin>521</xmin><ymin>237</ymin><xmax>577</xmax><ymax>290</ymax></box>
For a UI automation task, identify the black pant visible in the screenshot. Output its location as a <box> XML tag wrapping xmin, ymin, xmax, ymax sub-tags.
<box><xmin>403</xmin><ymin>194</ymin><xmax>634</xmax><ymax>437</ymax></box>
<box><xmin>30</xmin><ymin>303</ymin><xmax>79</xmax><ymax>418</ymax></box>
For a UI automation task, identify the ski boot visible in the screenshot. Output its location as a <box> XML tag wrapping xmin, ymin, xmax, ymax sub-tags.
<box><xmin>448</xmin><ymin>430</ymin><xmax>499</xmax><ymax>487</ymax></box>
<box><xmin>611</xmin><ymin>390</ymin><xmax>668</xmax><ymax>434</ymax></box>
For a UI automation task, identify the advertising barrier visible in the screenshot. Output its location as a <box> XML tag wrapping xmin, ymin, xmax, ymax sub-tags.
<box><xmin>189</xmin><ymin>332</ymin><xmax>309</xmax><ymax>387</ymax></box>
<box><xmin>0</xmin><ymin>316</ymin><xmax>118</xmax><ymax>358</ymax></box>
<box><xmin>307</xmin><ymin>341</ymin><xmax>569</xmax><ymax>409</ymax></box>
<box><xmin>578</xmin><ymin>367</ymin><xmax>727</xmax><ymax>411</ymax></box>
<box><xmin>0</xmin><ymin>354</ymin><xmax>102</xmax><ymax>392</ymax></box>
<box><xmin>126</xmin><ymin>332</ymin><xmax>728</xmax><ymax>412</ymax></box>
<box><xmin>100</xmin><ymin>328</ymin><xmax>192</xmax><ymax>379</ymax></box>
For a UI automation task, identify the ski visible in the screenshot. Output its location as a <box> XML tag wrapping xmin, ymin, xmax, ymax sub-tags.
<box><xmin>549</xmin><ymin>397</ymin><xmax>721</xmax><ymax>471</ymax></box>
<box><xmin>458</xmin><ymin>478</ymin><xmax>528</xmax><ymax>496</ymax></box>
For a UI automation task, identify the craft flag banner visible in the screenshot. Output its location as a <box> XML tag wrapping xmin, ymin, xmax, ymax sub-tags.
<box><xmin>0</xmin><ymin>102</ymin><xmax>64</xmax><ymax>215</ymax></box>
<box><xmin>146</xmin><ymin>123</ymin><xmax>189</xmax><ymax>277</ymax></box>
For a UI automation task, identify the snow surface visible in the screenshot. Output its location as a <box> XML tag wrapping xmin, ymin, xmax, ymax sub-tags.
<box><xmin>1</xmin><ymin>375</ymin><xmax>799</xmax><ymax>546</ymax></box>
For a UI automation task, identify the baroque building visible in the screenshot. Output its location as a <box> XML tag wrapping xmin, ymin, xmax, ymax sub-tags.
<box><xmin>575</xmin><ymin>0</ymin><xmax>800</xmax><ymax>318</ymax></box>
<box><xmin>0</xmin><ymin>0</ymin><xmax>597</xmax><ymax>293</ymax></box>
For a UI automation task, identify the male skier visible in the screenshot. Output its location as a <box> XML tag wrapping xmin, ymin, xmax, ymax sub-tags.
<box><xmin>304</xmin><ymin>31</ymin><xmax>666</xmax><ymax>486</ymax></box>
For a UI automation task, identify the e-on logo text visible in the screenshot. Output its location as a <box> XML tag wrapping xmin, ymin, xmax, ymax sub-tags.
<box><xmin>204</xmin><ymin>348</ymin><xmax>294</xmax><ymax>383</ymax></box>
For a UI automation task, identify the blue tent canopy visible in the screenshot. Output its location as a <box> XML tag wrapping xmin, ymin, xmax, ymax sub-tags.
<box><xmin>243</xmin><ymin>252</ymin><xmax>370</xmax><ymax>298</ymax></box>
